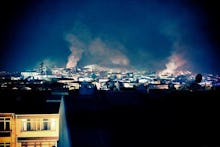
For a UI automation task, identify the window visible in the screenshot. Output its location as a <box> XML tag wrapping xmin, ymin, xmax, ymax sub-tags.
<box><xmin>42</xmin><ymin>119</ymin><xmax>56</xmax><ymax>131</ymax></box>
<box><xmin>27</xmin><ymin>119</ymin><xmax>31</xmax><ymax>131</ymax></box>
<box><xmin>42</xmin><ymin>119</ymin><xmax>49</xmax><ymax>130</ymax></box>
<box><xmin>21</xmin><ymin>142</ymin><xmax>56</xmax><ymax>147</ymax></box>
<box><xmin>50</xmin><ymin>119</ymin><xmax>56</xmax><ymax>131</ymax></box>
<box><xmin>0</xmin><ymin>117</ymin><xmax>10</xmax><ymax>137</ymax></box>
<box><xmin>0</xmin><ymin>118</ymin><xmax>10</xmax><ymax>131</ymax></box>
<box><xmin>21</xmin><ymin>119</ymin><xmax>27</xmax><ymax>131</ymax></box>
<box><xmin>21</xmin><ymin>118</ymin><xmax>56</xmax><ymax>131</ymax></box>
<box><xmin>0</xmin><ymin>143</ymin><xmax>10</xmax><ymax>147</ymax></box>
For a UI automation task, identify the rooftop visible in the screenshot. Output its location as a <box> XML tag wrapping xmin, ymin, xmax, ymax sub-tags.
<box><xmin>0</xmin><ymin>89</ymin><xmax>60</xmax><ymax>114</ymax></box>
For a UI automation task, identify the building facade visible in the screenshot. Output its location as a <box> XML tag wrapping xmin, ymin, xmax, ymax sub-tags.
<box><xmin>0</xmin><ymin>113</ymin><xmax>59</xmax><ymax>147</ymax></box>
<box><xmin>0</xmin><ymin>113</ymin><xmax>16</xmax><ymax>147</ymax></box>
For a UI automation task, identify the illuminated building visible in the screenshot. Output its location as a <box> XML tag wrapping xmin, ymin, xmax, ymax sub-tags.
<box><xmin>0</xmin><ymin>113</ymin><xmax>59</xmax><ymax>147</ymax></box>
<box><xmin>0</xmin><ymin>91</ymin><xmax>61</xmax><ymax>147</ymax></box>
<box><xmin>15</xmin><ymin>114</ymin><xmax>59</xmax><ymax>147</ymax></box>
<box><xmin>0</xmin><ymin>113</ymin><xmax>15</xmax><ymax>147</ymax></box>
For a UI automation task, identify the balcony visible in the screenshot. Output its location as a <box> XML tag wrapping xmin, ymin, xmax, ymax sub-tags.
<box><xmin>0</xmin><ymin>130</ymin><xmax>11</xmax><ymax>137</ymax></box>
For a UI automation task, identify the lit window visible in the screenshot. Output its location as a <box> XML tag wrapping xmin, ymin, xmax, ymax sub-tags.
<box><xmin>21</xmin><ymin>119</ymin><xmax>38</xmax><ymax>131</ymax></box>
<box><xmin>51</xmin><ymin>119</ymin><xmax>56</xmax><ymax>131</ymax></box>
<box><xmin>21</xmin><ymin>118</ymin><xmax>56</xmax><ymax>131</ymax></box>
<box><xmin>36</xmin><ymin>119</ymin><xmax>41</xmax><ymax>131</ymax></box>
<box><xmin>21</xmin><ymin>119</ymin><xmax>27</xmax><ymax>131</ymax></box>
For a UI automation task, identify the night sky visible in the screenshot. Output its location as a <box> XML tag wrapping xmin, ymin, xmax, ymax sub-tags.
<box><xmin>0</xmin><ymin>0</ymin><xmax>220</xmax><ymax>74</ymax></box>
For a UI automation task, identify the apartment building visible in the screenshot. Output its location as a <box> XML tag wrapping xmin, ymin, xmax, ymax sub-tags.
<box><xmin>15</xmin><ymin>114</ymin><xmax>59</xmax><ymax>147</ymax></box>
<box><xmin>0</xmin><ymin>90</ymin><xmax>61</xmax><ymax>147</ymax></box>
<box><xmin>0</xmin><ymin>113</ymin><xmax>15</xmax><ymax>147</ymax></box>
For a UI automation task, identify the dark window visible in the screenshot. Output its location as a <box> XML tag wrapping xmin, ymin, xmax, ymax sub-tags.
<box><xmin>5</xmin><ymin>122</ymin><xmax>10</xmax><ymax>131</ymax></box>
<box><xmin>0</xmin><ymin>117</ymin><xmax>10</xmax><ymax>131</ymax></box>
<box><xmin>43</xmin><ymin>119</ymin><xmax>49</xmax><ymax>130</ymax></box>
<box><xmin>27</xmin><ymin>119</ymin><xmax>31</xmax><ymax>131</ymax></box>
<box><xmin>0</xmin><ymin>122</ymin><xmax>4</xmax><ymax>131</ymax></box>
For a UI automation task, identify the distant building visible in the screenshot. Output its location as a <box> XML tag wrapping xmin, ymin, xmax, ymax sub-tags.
<box><xmin>21</xmin><ymin>71</ymin><xmax>39</xmax><ymax>80</ymax></box>
<box><xmin>79</xmin><ymin>82</ymin><xmax>97</xmax><ymax>95</ymax></box>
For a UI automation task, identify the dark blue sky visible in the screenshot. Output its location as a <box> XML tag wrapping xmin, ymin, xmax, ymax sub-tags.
<box><xmin>0</xmin><ymin>0</ymin><xmax>220</xmax><ymax>73</ymax></box>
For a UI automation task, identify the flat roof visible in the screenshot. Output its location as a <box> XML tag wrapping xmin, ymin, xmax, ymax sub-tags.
<box><xmin>0</xmin><ymin>89</ymin><xmax>60</xmax><ymax>114</ymax></box>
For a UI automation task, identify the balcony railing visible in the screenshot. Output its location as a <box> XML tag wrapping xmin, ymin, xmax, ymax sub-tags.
<box><xmin>0</xmin><ymin>130</ymin><xmax>11</xmax><ymax>137</ymax></box>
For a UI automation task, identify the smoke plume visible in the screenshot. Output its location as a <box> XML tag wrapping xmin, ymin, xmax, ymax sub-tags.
<box><xmin>88</xmin><ymin>38</ymin><xmax>129</xmax><ymax>66</ymax></box>
<box><xmin>159</xmin><ymin>53</ymin><xmax>186</xmax><ymax>75</ymax></box>
<box><xmin>66</xmin><ymin>34</ymin><xmax>85</xmax><ymax>68</ymax></box>
<box><xmin>65</xmin><ymin>34</ymin><xmax>129</xmax><ymax>68</ymax></box>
